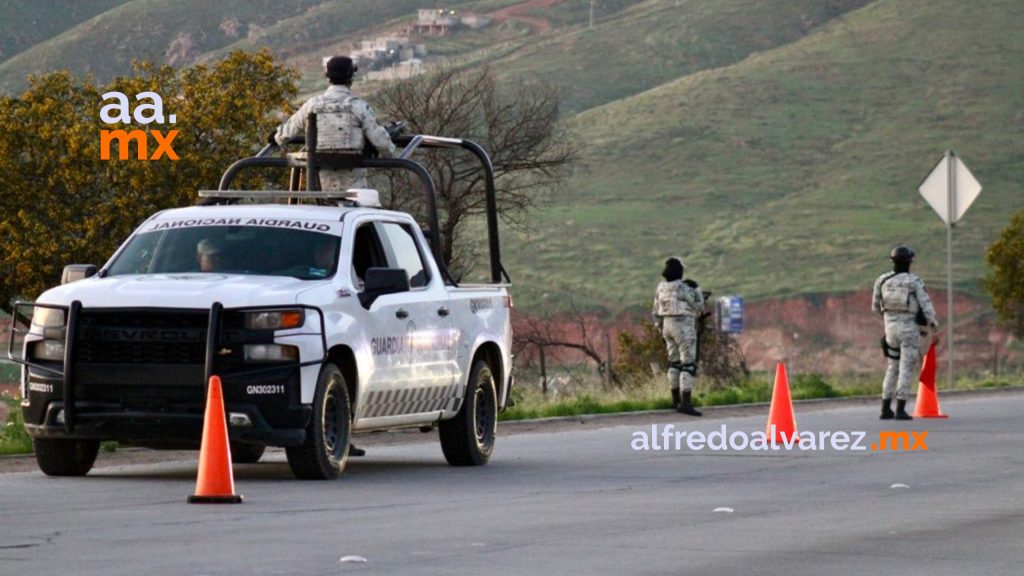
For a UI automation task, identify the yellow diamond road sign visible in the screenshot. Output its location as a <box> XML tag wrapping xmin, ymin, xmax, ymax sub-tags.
<box><xmin>918</xmin><ymin>151</ymin><xmax>982</xmax><ymax>225</ymax></box>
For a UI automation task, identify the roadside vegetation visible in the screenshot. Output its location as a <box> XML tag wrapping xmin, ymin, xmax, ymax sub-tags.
<box><xmin>0</xmin><ymin>392</ymin><xmax>31</xmax><ymax>455</ymax></box>
<box><xmin>499</xmin><ymin>371</ymin><xmax>1023</xmax><ymax>421</ymax></box>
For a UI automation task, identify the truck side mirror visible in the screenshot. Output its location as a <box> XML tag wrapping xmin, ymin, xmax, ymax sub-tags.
<box><xmin>61</xmin><ymin>264</ymin><xmax>97</xmax><ymax>285</ymax></box>
<box><xmin>359</xmin><ymin>267</ymin><xmax>410</xmax><ymax>309</ymax></box>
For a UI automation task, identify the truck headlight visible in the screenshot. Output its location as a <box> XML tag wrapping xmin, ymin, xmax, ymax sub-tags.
<box><xmin>244</xmin><ymin>310</ymin><xmax>305</xmax><ymax>330</ymax></box>
<box><xmin>243</xmin><ymin>344</ymin><xmax>299</xmax><ymax>363</ymax></box>
<box><xmin>33</xmin><ymin>340</ymin><xmax>66</xmax><ymax>361</ymax></box>
<box><xmin>31</xmin><ymin>307</ymin><xmax>65</xmax><ymax>328</ymax></box>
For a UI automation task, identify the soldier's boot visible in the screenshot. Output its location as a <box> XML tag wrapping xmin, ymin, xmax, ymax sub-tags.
<box><xmin>671</xmin><ymin>388</ymin><xmax>681</xmax><ymax>411</ymax></box>
<box><xmin>880</xmin><ymin>398</ymin><xmax>894</xmax><ymax>420</ymax></box>
<box><xmin>349</xmin><ymin>444</ymin><xmax>366</xmax><ymax>457</ymax></box>
<box><xmin>678</xmin><ymin>390</ymin><xmax>702</xmax><ymax>417</ymax></box>
<box><xmin>895</xmin><ymin>399</ymin><xmax>913</xmax><ymax>421</ymax></box>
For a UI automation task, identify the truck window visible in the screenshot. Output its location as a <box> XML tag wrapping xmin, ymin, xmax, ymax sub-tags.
<box><xmin>351</xmin><ymin>223</ymin><xmax>388</xmax><ymax>288</ymax></box>
<box><xmin>106</xmin><ymin>226</ymin><xmax>341</xmax><ymax>280</ymax></box>
<box><xmin>379</xmin><ymin>222</ymin><xmax>430</xmax><ymax>288</ymax></box>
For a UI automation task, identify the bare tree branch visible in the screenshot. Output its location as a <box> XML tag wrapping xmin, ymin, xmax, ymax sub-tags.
<box><xmin>373</xmin><ymin>66</ymin><xmax>579</xmax><ymax>280</ymax></box>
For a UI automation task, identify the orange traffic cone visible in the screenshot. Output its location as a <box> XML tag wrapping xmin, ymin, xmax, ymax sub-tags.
<box><xmin>188</xmin><ymin>376</ymin><xmax>243</xmax><ymax>504</ymax></box>
<box><xmin>913</xmin><ymin>343</ymin><xmax>948</xmax><ymax>419</ymax></box>
<box><xmin>765</xmin><ymin>362</ymin><xmax>798</xmax><ymax>443</ymax></box>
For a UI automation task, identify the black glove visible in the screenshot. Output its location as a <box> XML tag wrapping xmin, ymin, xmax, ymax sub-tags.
<box><xmin>684</xmin><ymin>279</ymin><xmax>699</xmax><ymax>289</ymax></box>
<box><xmin>267</xmin><ymin>131</ymin><xmax>278</xmax><ymax>147</ymax></box>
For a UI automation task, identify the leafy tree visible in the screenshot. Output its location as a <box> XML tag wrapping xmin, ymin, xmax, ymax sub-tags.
<box><xmin>985</xmin><ymin>210</ymin><xmax>1024</xmax><ymax>337</ymax></box>
<box><xmin>371</xmin><ymin>66</ymin><xmax>578</xmax><ymax>280</ymax></box>
<box><xmin>0</xmin><ymin>50</ymin><xmax>297</xmax><ymax>312</ymax></box>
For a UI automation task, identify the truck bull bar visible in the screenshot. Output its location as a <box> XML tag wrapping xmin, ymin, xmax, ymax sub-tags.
<box><xmin>7</xmin><ymin>300</ymin><xmax>328</xmax><ymax>434</ymax></box>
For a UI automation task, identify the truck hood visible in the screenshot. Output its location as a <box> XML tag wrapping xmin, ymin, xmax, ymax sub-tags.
<box><xmin>37</xmin><ymin>274</ymin><xmax>330</xmax><ymax>310</ymax></box>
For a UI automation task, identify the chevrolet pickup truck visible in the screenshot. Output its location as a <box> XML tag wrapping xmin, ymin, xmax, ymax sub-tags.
<box><xmin>9</xmin><ymin>131</ymin><xmax>513</xmax><ymax>480</ymax></box>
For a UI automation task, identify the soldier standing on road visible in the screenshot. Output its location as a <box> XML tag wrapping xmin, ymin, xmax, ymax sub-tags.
<box><xmin>872</xmin><ymin>246</ymin><xmax>939</xmax><ymax>420</ymax></box>
<box><xmin>270</xmin><ymin>56</ymin><xmax>396</xmax><ymax>191</ymax></box>
<box><xmin>653</xmin><ymin>257</ymin><xmax>705</xmax><ymax>416</ymax></box>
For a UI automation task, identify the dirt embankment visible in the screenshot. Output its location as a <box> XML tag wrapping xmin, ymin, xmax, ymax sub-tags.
<box><xmin>514</xmin><ymin>291</ymin><xmax>1020</xmax><ymax>375</ymax></box>
<box><xmin>738</xmin><ymin>291</ymin><xmax>1016</xmax><ymax>374</ymax></box>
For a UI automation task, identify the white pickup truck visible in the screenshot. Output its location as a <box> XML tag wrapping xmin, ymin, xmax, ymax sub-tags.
<box><xmin>9</xmin><ymin>131</ymin><xmax>514</xmax><ymax>480</ymax></box>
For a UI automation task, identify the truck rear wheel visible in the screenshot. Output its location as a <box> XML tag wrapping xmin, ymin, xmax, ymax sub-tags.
<box><xmin>286</xmin><ymin>363</ymin><xmax>351</xmax><ymax>479</ymax></box>
<box><xmin>440</xmin><ymin>359</ymin><xmax>497</xmax><ymax>466</ymax></box>
<box><xmin>33</xmin><ymin>438</ymin><xmax>100</xmax><ymax>476</ymax></box>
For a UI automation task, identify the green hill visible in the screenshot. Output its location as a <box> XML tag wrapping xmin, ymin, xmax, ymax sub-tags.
<box><xmin>493</xmin><ymin>0</ymin><xmax>870</xmax><ymax>114</ymax></box>
<box><xmin>0</xmin><ymin>0</ymin><xmax>129</xmax><ymax>62</ymax></box>
<box><xmin>500</xmin><ymin>0</ymin><xmax>1023</xmax><ymax>312</ymax></box>
<box><xmin>0</xmin><ymin>0</ymin><xmax>1018</xmax><ymax>317</ymax></box>
<box><xmin>0</xmin><ymin>0</ymin><xmax>323</xmax><ymax>93</ymax></box>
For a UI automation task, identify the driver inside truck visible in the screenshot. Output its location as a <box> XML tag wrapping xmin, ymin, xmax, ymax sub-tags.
<box><xmin>196</xmin><ymin>238</ymin><xmax>225</xmax><ymax>272</ymax></box>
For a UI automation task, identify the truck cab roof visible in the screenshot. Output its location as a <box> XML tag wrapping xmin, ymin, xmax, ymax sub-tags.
<box><xmin>149</xmin><ymin>203</ymin><xmax>410</xmax><ymax>227</ymax></box>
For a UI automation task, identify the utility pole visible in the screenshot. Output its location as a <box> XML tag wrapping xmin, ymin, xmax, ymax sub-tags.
<box><xmin>589</xmin><ymin>0</ymin><xmax>595</xmax><ymax>29</ymax></box>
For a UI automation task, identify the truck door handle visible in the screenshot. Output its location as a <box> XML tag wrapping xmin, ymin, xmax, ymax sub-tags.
<box><xmin>437</xmin><ymin>307</ymin><xmax>450</xmax><ymax>317</ymax></box>
<box><xmin>395</xmin><ymin>309</ymin><xmax>409</xmax><ymax>319</ymax></box>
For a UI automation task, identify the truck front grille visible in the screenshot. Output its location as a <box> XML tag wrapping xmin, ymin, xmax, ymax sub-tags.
<box><xmin>77</xmin><ymin>309</ymin><xmax>208</xmax><ymax>365</ymax></box>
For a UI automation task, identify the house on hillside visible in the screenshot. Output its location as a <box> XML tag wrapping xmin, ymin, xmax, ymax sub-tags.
<box><xmin>351</xmin><ymin>35</ymin><xmax>427</xmax><ymax>71</ymax></box>
<box><xmin>413</xmin><ymin>9</ymin><xmax>457</xmax><ymax>35</ymax></box>
<box><xmin>407</xmin><ymin>8</ymin><xmax>491</xmax><ymax>36</ymax></box>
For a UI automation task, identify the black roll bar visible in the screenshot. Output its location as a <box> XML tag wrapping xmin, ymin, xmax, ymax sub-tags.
<box><xmin>205</xmin><ymin>122</ymin><xmax>508</xmax><ymax>284</ymax></box>
<box><xmin>393</xmin><ymin>134</ymin><xmax>506</xmax><ymax>284</ymax></box>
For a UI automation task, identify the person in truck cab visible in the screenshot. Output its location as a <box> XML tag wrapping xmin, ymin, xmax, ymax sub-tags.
<box><xmin>196</xmin><ymin>238</ymin><xmax>225</xmax><ymax>272</ymax></box>
<box><xmin>269</xmin><ymin>56</ymin><xmax>396</xmax><ymax>191</ymax></box>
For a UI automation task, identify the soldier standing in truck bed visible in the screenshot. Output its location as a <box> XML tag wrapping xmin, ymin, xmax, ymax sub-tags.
<box><xmin>270</xmin><ymin>56</ymin><xmax>396</xmax><ymax>190</ymax></box>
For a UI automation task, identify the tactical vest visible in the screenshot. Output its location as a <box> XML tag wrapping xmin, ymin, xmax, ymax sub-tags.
<box><xmin>315</xmin><ymin>96</ymin><xmax>364</xmax><ymax>151</ymax></box>
<box><xmin>656</xmin><ymin>280</ymin><xmax>696</xmax><ymax>317</ymax></box>
<box><xmin>879</xmin><ymin>273</ymin><xmax>918</xmax><ymax>314</ymax></box>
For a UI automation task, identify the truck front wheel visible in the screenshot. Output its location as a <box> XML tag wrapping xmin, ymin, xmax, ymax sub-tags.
<box><xmin>230</xmin><ymin>442</ymin><xmax>266</xmax><ymax>464</ymax></box>
<box><xmin>286</xmin><ymin>363</ymin><xmax>351</xmax><ymax>479</ymax></box>
<box><xmin>33</xmin><ymin>438</ymin><xmax>100</xmax><ymax>476</ymax></box>
<box><xmin>440</xmin><ymin>359</ymin><xmax>497</xmax><ymax>466</ymax></box>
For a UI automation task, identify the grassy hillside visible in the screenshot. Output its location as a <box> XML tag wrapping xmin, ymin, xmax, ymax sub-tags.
<box><xmin>493</xmin><ymin>0</ymin><xmax>871</xmax><ymax>114</ymax></box>
<box><xmin>0</xmin><ymin>0</ymin><xmax>323</xmax><ymax>93</ymax></box>
<box><xmin>501</xmin><ymin>0</ymin><xmax>1024</xmax><ymax>312</ymax></box>
<box><xmin>0</xmin><ymin>0</ymin><xmax>129</xmax><ymax>61</ymax></box>
<box><xmin>0</xmin><ymin>0</ymin><xmax>1018</xmax><ymax>318</ymax></box>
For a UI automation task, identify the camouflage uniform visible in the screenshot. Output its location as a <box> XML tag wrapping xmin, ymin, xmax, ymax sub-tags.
<box><xmin>872</xmin><ymin>271</ymin><xmax>937</xmax><ymax>400</ymax></box>
<box><xmin>653</xmin><ymin>278</ymin><xmax>705</xmax><ymax>391</ymax></box>
<box><xmin>273</xmin><ymin>85</ymin><xmax>396</xmax><ymax>190</ymax></box>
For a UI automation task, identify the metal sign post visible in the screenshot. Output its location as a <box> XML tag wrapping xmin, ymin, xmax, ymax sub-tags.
<box><xmin>918</xmin><ymin>150</ymin><xmax>982</xmax><ymax>390</ymax></box>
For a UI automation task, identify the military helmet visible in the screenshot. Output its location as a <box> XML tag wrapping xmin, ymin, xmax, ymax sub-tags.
<box><xmin>662</xmin><ymin>256</ymin><xmax>685</xmax><ymax>281</ymax></box>
<box><xmin>323</xmin><ymin>56</ymin><xmax>357</xmax><ymax>83</ymax></box>
<box><xmin>889</xmin><ymin>245</ymin><xmax>915</xmax><ymax>263</ymax></box>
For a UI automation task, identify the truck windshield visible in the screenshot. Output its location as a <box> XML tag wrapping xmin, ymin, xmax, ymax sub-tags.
<box><xmin>106</xmin><ymin>225</ymin><xmax>341</xmax><ymax>280</ymax></box>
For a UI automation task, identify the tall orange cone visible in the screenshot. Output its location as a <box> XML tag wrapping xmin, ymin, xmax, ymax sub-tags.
<box><xmin>913</xmin><ymin>343</ymin><xmax>948</xmax><ymax>419</ymax></box>
<box><xmin>188</xmin><ymin>376</ymin><xmax>243</xmax><ymax>504</ymax></box>
<box><xmin>765</xmin><ymin>362</ymin><xmax>798</xmax><ymax>443</ymax></box>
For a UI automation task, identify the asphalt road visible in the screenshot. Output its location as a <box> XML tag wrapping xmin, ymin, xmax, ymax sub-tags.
<box><xmin>1</xmin><ymin>392</ymin><xmax>1022</xmax><ymax>576</ymax></box>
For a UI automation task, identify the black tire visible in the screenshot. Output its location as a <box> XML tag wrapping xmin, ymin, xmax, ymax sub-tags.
<box><xmin>230</xmin><ymin>442</ymin><xmax>266</xmax><ymax>464</ymax></box>
<box><xmin>33</xmin><ymin>438</ymin><xmax>100</xmax><ymax>476</ymax></box>
<box><xmin>286</xmin><ymin>363</ymin><xmax>351</xmax><ymax>480</ymax></box>
<box><xmin>439</xmin><ymin>359</ymin><xmax>497</xmax><ymax>466</ymax></box>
